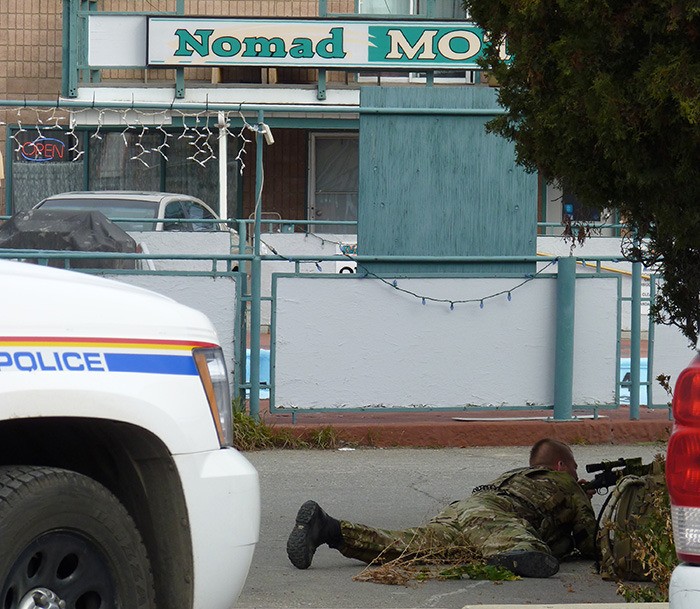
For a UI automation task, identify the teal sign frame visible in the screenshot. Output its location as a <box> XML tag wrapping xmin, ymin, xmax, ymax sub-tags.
<box><xmin>147</xmin><ymin>17</ymin><xmax>508</xmax><ymax>70</ymax></box>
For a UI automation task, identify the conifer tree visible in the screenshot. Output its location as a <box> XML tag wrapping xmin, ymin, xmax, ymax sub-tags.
<box><xmin>465</xmin><ymin>0</ymin><xmax>700</xmax><ymax>344</ymax></box>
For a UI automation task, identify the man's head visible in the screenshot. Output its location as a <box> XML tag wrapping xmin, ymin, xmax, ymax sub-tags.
<box><xmin>529</xmin><ymin>438</ymin><xmax>579</xmax><ymax>480</ymax></box>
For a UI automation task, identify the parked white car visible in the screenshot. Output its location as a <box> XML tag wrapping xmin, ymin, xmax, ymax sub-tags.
<box><xmin>666</xmin><ymin>338</ymin><xmax>700</xmax><ymax>608</ymax></box>
<box><xmin>0</xmin><ymin>260</ymin><xmax>259</xmax><ymax>609</ymax></box>
<box><xmin>33</xmin><ymin>190</ymin><xmax>224</xmax><ymax>232</ymax></box>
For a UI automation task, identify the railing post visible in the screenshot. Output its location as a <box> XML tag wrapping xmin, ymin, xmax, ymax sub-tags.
<box><xmin>234</xmin><ymin>219</ymin><xmax>248</xmax><ymax>404</ymax></box>
<box><xmin>62</xmin><ymin>0</ymin><xmax>71</xmax><ymax>97</ymax></box>
<box><xmin>553</xmin><ymin>256</ymin><xmax>576</xmax><ymax>420</ymax></box>
<box><xmin>630</xmin><ymin>261</ymin><xmax>642</xmax><ymax>420</ymax></box>
<box><xmin>66</xmin><ymin>0</ymin><xmax>79</xmax><ymax>97</ymax></box>
<box><xmin>217</xmin><ymin>111</ymin><xmax>228</xmax><ymax>220</ymax></box>
<box><xmin>175</xmin><ymin>0</ymin><xmax>186</xmax><ymax>97</ymax></box>
<box><xmin>248</xmin><ymin>111</ymin><xmax>264</xmax><ymax>421</ymax></box>
<box><xmin>317</xmin><ymin>0</ymin><xmax>327</xmax><ymax>100</ymax></box>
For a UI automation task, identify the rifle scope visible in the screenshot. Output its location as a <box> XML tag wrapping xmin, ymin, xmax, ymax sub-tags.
<box><xmin>585</xmin><ymin>457</ymin><xmax>627</xmax><ymax>474</ymax></box>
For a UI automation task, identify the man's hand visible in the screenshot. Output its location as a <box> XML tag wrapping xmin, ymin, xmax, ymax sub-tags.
<box><xmin>578</xmin><ymin>479</ymin><xmax>596</xmax><ymax>499</ymax></box>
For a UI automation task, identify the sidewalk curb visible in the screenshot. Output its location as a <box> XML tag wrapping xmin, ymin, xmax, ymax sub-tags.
<box><xmin>264</xmin><ymin>410</ymin><xmax>672</xmax><ymax>447</ymax></box>
<box><xmin>462</xmin><ymin>602</ymin><xmax>668</xmax><ymax>609</ymax></box>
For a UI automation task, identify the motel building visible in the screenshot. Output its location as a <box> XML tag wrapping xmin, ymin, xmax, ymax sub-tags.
<box><xmin>0</xmin><ymin>0</ymin><xmax>612</xmax><ymax>238</ymax></box>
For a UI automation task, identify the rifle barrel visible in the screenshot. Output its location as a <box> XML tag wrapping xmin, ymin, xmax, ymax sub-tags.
<box><xmin>585</xmin><ymin>457</ymin><xmax>628</xmax><ymax>474</ymax></box>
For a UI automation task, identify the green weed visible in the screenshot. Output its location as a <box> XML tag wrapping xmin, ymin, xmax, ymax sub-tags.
<box><xmin>307</xmin><ymin>426</ymin><xmax>343</xmax><ymax>449</ymax></box>
<box><xmin>231</xmin><ymin>401</ymin><xmax>353</xmax><ymax>451</ymax></box>
<box><xmin>437</xmin><ymin>563</ymin><xmax>518</xmax><ymax>581</ymax></box>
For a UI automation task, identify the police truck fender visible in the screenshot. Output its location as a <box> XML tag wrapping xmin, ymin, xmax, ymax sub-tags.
<box><xmin>0</xmin><ymin>260</ymin><xmax>260</xmax><ymax>609</ymax></box>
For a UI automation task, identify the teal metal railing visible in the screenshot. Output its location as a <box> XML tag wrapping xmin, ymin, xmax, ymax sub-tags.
<box><xmin>0</xmin><ymin>247</ymin><xmax>659</xmax><ymax>423</ymax></box>
<box><xmin>254</xmin><ymin>252</ymin><xmax>655</xmax><ymax>422</ymax></box>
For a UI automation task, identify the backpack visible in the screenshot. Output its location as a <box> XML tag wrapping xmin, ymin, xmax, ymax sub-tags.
<box><xmin>596</xmin><ymin>459</ymin><xmax>667</xmax><ymax>581</ymax></box>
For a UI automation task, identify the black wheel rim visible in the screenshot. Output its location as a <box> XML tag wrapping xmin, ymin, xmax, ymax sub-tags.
<box><xmin>1</xmin><ymin>531</ymin><xmax>116</xmax><ymax>609</ymax></box>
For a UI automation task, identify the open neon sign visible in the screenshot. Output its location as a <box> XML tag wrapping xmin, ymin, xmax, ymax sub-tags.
<box><xmin>20</xmin><ymin>138</ymin><xmax>66</xmax><ymax>162</ymax></box>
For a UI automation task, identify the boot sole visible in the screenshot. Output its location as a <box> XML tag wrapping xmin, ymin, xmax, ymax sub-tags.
<box><xmin>488</xmin><ymin>551</ymin><xmax>559</xmax><ymax>578</ymax></box>
<box><xmin>286</xmin><ymin>500</ymin><xmax>320</xmax><ymax>569</ymax></box>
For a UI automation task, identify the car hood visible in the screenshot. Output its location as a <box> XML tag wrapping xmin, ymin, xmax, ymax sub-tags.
<box><xmin>0</xmin><ymin>260</ymin><xmax>218</xmax><ymax>345</ymax></box>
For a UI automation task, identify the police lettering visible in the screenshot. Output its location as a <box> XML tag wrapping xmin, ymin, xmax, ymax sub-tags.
<box><xmin>0</xmin><ymin>351</ymin><xmax>105</xmax><ymax>372</ymax></box>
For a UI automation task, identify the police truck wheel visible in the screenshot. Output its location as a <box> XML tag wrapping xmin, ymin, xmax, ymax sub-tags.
<box><xmin>0</xmin><ymin>466</ymin><xmax>156</xmax><ymax>609</ymax></box>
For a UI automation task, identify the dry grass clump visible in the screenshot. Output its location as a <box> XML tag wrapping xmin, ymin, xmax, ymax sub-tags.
<box><xmin>352</xmin><ymin>543</ymin><xmax>517</xmax><ymax>586</ymax></box>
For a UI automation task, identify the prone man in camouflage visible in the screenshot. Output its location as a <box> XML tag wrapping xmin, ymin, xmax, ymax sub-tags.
<box><xmin>286</xmin><ymin>438</ymin><xmax>596</xmax><ymax>578</ymax></box>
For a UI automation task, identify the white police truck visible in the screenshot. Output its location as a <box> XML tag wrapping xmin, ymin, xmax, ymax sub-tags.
<box><xmin>667</xmin><ymin>337</ymin><xmax>700</xmax><ymax>608</ymax></box>
<box><xmin>0</xmin><ymin>260</ymin><xmax>259</xmax><ymax>609</ymax></box>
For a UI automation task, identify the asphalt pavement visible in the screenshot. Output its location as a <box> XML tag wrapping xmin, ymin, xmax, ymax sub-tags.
<box><xmin>235</xmin><ymin>443</ymin><xmax>667</xmax><ymax>609</ymax></box>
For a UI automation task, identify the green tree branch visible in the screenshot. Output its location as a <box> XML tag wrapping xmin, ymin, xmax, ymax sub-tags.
<box><xmin>465</xmin><ymin>0</ymin><xmax>700</xmax><ymax>344</ymax></box>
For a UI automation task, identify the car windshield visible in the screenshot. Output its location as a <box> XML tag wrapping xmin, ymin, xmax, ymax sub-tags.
<box><xmin>38</xmin><ymin>198</ymin><xmax>160</xmax><ymax>231</ymax></box>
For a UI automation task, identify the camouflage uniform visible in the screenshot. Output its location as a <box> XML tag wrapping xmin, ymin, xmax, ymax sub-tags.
<box><xmin>337</xmin><ymin>467</ymin><xmax>596</xmax><ymax>564</ymax></box>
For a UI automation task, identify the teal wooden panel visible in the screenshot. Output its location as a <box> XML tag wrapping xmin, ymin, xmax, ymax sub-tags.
<box><xmin>359</xmin><ymin>87</ymin><xmax>536</xmax><ymax>274</ymax></box>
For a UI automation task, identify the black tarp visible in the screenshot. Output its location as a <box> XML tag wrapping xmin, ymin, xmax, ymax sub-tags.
<box><xmin>0</xmin><ymin>209</ymin><xmax>138</xmax><ymax>269</ymax></box>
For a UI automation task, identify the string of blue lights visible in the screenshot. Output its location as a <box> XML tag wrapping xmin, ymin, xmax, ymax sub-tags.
<box><xmin>259</xmin><ymin>231</ymin><xmax>559</xmax><ymax>311</ymax></box>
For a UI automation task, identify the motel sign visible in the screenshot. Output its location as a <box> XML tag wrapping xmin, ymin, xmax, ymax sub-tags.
<box><xmin>147</xmin><ymin>18</ymin><xmax>508</xmax><ymax>70</ymax></box>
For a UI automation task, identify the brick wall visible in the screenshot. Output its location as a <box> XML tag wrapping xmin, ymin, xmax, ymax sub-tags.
<box><xmin>1</xmin><ymin>1</ymin><xmax>64</xmax><ymax>211</ymax></box>
<box><xmin>0</xmin><ymin>0</ymin><xmax>357</xmax><ymax>102</ymax></box>
<box><xmin>0</xmin><ymin>1</ymin><xmax>356</xmax><ymax>213</ymax></box>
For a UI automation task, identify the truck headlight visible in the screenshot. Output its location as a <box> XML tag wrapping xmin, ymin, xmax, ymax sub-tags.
<box><xmin>193</xmin><ymin>347</ymin><xmax>233</xmax><ymax>447</ymax></box>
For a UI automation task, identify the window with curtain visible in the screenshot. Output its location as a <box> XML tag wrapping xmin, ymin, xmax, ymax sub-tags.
<box><xmin>164</xmin><ymin>136</ymin><xmax>219</xmax><ymax>213</ymax></box>
<box><xmin>10</xmin><ymin>129</ymin><xmax>84</xmax><ymax>213</ymax></box>
<box><xmin>309</xmin><ymin>134</ymin><xmax>359</xmax><ymax>235</ymax></box>
<box><xmin>359</xmin><ymin>0</ymin><xmax>464</xmax><ymax>18</ymax></box>
<box><xmin>89</xmin><ymin>132</ymin><xmax>161</xmax><ymax>191</ymax></box>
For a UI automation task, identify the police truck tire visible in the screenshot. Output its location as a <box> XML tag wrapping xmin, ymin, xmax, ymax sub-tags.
<box><xmin>0</xmin><ymin>465</ymin><xmax>156</xmax><ymax>609</ymax></box>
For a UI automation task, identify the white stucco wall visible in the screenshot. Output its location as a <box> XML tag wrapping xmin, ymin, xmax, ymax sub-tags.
<box><xmin>538</xmin><ymin>236</ymin><xmax>656</xmax><ymax>331</ymax></box>
<box><xmin>95</xmin><ymin>232</ymin><xmax>689</xmax><ymax>411</ymax></box>
<box><xmin>650</xmin><ymin>324</ymin><xmax>698</xmax><ymax>407</ymax></box>
<box><xmin>113</xmin><ymin>233</ymin><xmax>241</xmax><ymax>385</ymax></box>
<box><xmin>257</xmin><ymin>234</ymin><xmax>654</xmax><ymax>331</ymax></box>
<box><xmin>111</xmin><ymin>275</ymin><xmax>238</xmax><ymax>385</ymax></box>
<box><xmin>272</xmin><ymin>274</ymin><xmax>619</xmax><ymax>410</ymax></box>
<box><xmin>128</xmin><ymin>231</ymin><xmax>239</xmax><ymax>272</ymax></box>
<box><xmin>259</xmin><ymin>232</ymin><xmax>355</xmax><ymax>325</ymax></box>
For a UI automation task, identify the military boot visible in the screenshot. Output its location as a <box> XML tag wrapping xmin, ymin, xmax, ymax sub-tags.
<box><xmin>287</xmin><ymin>500</ymin><xmax>343</xmax><ymax>569</ymax></box>
<box><xmin>487</xmin><ymin>550</ymin><xmax>560</xmax><ymax>578</ymax></box>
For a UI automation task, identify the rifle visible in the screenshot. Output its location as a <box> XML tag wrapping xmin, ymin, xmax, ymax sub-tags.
<box><xmin>581</xmin><ymin>457</ymin><xmax>650</xmax><ymax>494</ymax></box>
